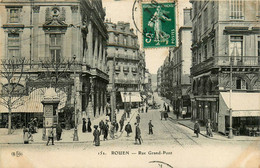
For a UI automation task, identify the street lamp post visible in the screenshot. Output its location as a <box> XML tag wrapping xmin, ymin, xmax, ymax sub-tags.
<box><xmin>73</xmin><ymin>55</ymin><xmax>79</xmax><ymax>141</ymax></box>
<box><xmin>228</xmin><ymin>56</ymin><xmax>233</xmax><ymax>139</ymax></box>
<box><xmin>129</xmin><ymin>92</ymin><xmax>132</xmax><ymax>114</ymax></box>
<box><xmin>124</xmin><ymin>90</ymin><xmax>127</xmax><ymax>119</ymax></box>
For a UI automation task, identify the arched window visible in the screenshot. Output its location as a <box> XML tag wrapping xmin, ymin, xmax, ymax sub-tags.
<box><xmin>235</xmin><ymin>77</ymin><xmax>248</xmax><ymax>90</ymax></box>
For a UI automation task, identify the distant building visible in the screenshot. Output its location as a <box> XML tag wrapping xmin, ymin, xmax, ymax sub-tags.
<box><xmin>0</xmin><ymin>0</ymin><xmax>109</xmax><ymax>126</ymax></box>
<box><xmin>190</xmin><ymin>0</ymin><xmax>260</xmax><ymax>134</ymax></box>
<box><xmin>157</xmin><ymin>66</ymin><xmax>162</xmax><ymax>94</ymax></box>
<box><xmin>105</xmin><ymin>21</ymin><xmax>145</xmax><ymax>106</ymax></box>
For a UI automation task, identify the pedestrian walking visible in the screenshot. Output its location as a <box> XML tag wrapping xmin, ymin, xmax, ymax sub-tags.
<box><xmin>146</xmin><ymin>105</ymin><xmax>148</xmax><ymax>113</ymax></box>
<box><xmin>116</xmin><ymin>103</ymin><xmax>120</xmax><ymax>113</ymax></box>
<box><xmin>136</xmin><ymin>114</ymin><xmax>141</xmax><ymax>124</ymax></box>
<box><xmin>103</xmin><ymin>121</ymin><xmax>109</xmax><ymax>140</ymax></box>
<box><xmin>148</xmin><ymin>120</ymin><xmax>153</xmax><ymax>135</ymax></box>
<box><xmin>167</xmin><ymin>105</ymin><xmax>170</xmax><ymax>112</ymax></box>
<box><xmin>87</xmin><ymin>118</ymin><xmax>92</xmax><ymax>132</ymax></box>
<box><xmin>194</xmin><ymin>120</ymin><xmax>200</xmax><ymax>138</ymax></box>
<box><xmin>135</xmin><ymin>123</ymin><xmax>142</xmax><ymax>145</ymax></box>
<box><xmin>164</xmin><ymin>111</ymin><xmax>168</xmax><ymax>120</ymax></box>
<box><xmin>82</xmin><ymin>118</ymin><xmax>87</xmax><ymax>133</ymax></box>
<box><xmin>99</xmin><ymin>120</ymin><xmax>105</xmax><ymax>135</ymax></box>
<box><xmin>119</xmin><ymin>118</ymin><xmax>124</xmax><ymax>132</ymax></box>
<box><xmin>160</xmin><ymin>111</ymin><xmax>164</xmax><ymax>120</ymax></box>
<box><xmin>164</xmin><ymin>103</ymin><xmax>167</xmax><ymax>111</ymax></box>
<box><xmin>56</xmin><ymin>123</ymin><xmax>62</xmax><ymax>141</ymax></box>
<box><xmin>93</xmin><ymin>125</ymin><xmax>101</xmax><ymax>146</ymax></box>
<box><xmin>206</xmin><ymin>119</ymin><xmax>213</xmax><ymax>137</ymax></box>
<box><xmin>46</xmin><ymin>127</ymin><xmax>54</xmax><ymax>146</ymax></box>
<box><xmin>141</xmin><ymin>107</ymin><xmax>144</xmax><ymax>113</ymax></box>
<box><xmin>23</xmin><ymin>126</ymin><xmax>29</xmax><ymax>144</ymax></box>
<box><xmin>125</xmin><ymin>122</ymin><xmax>132</xmax><ymax>137</ymax></box>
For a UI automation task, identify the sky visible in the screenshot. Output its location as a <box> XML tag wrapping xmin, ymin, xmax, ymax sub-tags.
<box><xmin>103</xmin><ymin>0</ymin><xmax>192</xmax><ymax>74</ymax></box>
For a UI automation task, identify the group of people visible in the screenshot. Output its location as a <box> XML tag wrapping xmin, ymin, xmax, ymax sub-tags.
<box><xmin>161</xmin><ymin>103</ymin><xmax>169</xmax><ymax>120</ymax></box>
<box><xmin>22</xmin><ymin>118</ymin><xmax>39</xmax><ymax>144</ymax></box>
<box><xmin>193</xmin><ymin>119</ymin><xmax>214</xmax><ymax>138</ymax></box>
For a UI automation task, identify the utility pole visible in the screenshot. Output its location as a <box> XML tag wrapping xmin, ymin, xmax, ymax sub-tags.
<box><xmin>228</xmin><ymin>56</ymin><xmax>233</xmax><ymax>139</ymax></box>
<box><xmin>73</xmin><ymin>55</ymin><xmax>79</xmax><ymax>141</ymax></box>
<box><xmin>111</xmin><ymin>54</ymin><xmax>116</xmax><ymax>123</ymax></box>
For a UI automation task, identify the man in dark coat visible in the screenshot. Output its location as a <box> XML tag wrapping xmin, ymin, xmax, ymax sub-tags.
<box><xmin>99</xmin><ymin>120</ymin><xmax>105</xmax><ymax>135</ymax></box>
<box><xmin>136</xmin><ymin>114</ymin><xmax>141</xmax><ymax>124</ymax></box>
<box><xmin>164</xmin><ymin>111</ymin><xmax>168</xmax><ymax>120</ymax></box>
<box><xmin>82</xmin><ymin>118</ymin><xmax>87</xmax><ymax>133</ymax></box>
<box><xmin>125</xmin><ymin>122</ymin><xmax>132</xmax><ymax>137</ymax></box>
<box><xmin>146</xmin><ymin>105</ymin><xmax>148</xmax><ymax>113</ymax></box>
<box><xmin>119</xmin><ymin>118</ymin><xmax>124</xmax><ymax>132</ymax></box>
<box><xmin>56</xmin><ymin>124</ymin><xmax>62</xmax><ymax>141</ymax></box>
<box><xmin>135</xmin><ymin>123</ymin><xmax>142</xmax><ymax>144</ymax></box>
<box><xmin>148</xmin><ymin>120</ymin><xmax>153</xmax><ymax>135</ymax></box>
<box><xmin>93</xmin><ymin>125</ymin><xmax>101</xmax><ymax>146</ymax></box>
<box><xmin>87</xmin><ymin>118</ymin><xmax>92</xmax><ymax>132</ymax></box>
<box><xmin>194</xmin><ymin>120</ymin><xmax>200</xmax><ymax>138</ymax></box>
<box><xmin>103</xmin><ymin>121</ymin><xmax>109</xmax><ymax>140</ymax></box>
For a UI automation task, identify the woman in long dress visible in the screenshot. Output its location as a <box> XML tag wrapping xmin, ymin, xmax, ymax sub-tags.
<box><xmin>93</xmin><ymin>125</ymin><xmax>101</xmax><ymax>146</ymax></box>
<box><xmin>87</xmin><ymin>118</ymin><xmax>92</xmax><ymax>132</ymax></box>
<box><xmin>82</xmin><ymin>118</ymin><xmax>87</xmax><ymax>133</ymax></box>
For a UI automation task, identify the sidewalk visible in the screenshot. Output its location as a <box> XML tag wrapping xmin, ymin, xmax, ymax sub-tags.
<box><xmin>0</xmin><ymin>109</ymin><xmax>139</xmax><ymax>144</ymax></box>
<box><xmin>161</xmin><ymin>96</ymin><xmax>260</xmax><ymax>142</ymax></box>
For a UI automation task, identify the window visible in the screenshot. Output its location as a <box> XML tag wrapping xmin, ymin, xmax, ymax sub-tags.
<box><xmin>211</xmin><ymin>1</ymin><xmax>215</xmax><ymax>23</ymax></box>
<box><xmin>10</xmin><ymin>9</ymin><xmax>19</xmax><ymax>23</ymax></box>
<box><xmin>230</xmin><ymin>36</ymin><xmax>243</xmax><ymax>58</ymax></box>
<box><xmin>123</xmin><ymin>37</ymin><xmax>127</xmax><ymax>46</ymax></box>
<box><xmin>198</xmin><ymin>16</ymin><xmax>202</xmax><ymax>37</ymax></box>
<box><xmin>50</xmin><ymin>34</ymin><xmax>62</xmax><ymax>63</ymax></box>
<box><xmin>6</xmin><ymin>7</ymin><xmax>22</xmax><ymax>23</ymax></box>
<box><xmin>114</xmin><ymin>35</ymin><xmax>119</xmax><ymax>44</ymax></box>
<box><xmin>204</xmin><ymin>44</ymin><xmax>208</xmax><ymax>60</ymax></box>
<box><xmin>258</xmin><ymin>36</ymin><xmax>260</xmax><ymax>62</ymax></box>
<box><xmin>8</xmin><ymin>33</ymin><xmax>20</xmax><ymax>58</ymax></box>
<box><xmin>203</xmin><ymin>8</ymin><xmax>208</xmax><ymax>31</ymax></box>
<box><xmin>211</xmin><ymin>39</ymin><xmax>215</xmax><ymax>57</ymax></box>
<box><xmin>230</xmin><ymin>0</ymin><xmax>244</xmax><ymax>20</ymax></box>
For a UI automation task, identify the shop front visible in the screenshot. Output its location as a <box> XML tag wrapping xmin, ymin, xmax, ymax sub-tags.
<box><xmin>219</xmin><ymin>92</ymin><xmax>260</xmax><ymax>135</ymax></box>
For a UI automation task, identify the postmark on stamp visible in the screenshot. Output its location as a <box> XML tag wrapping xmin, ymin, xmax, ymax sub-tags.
<box><xmin>142</xmin><ymin>2</ymin><xmax>176</xmax><ymax>48</ymax></box>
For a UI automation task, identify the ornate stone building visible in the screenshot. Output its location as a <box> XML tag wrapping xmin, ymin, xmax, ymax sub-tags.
<box><xmin>190</xmin><ymin>0</ymin><xmax>260</xmax><ymax>133</ymax></box>
<box><xmin>0</xmin><ymin>0</ymin><xmax>108</xmax><ymax>126</ymax></box>
<box><xmin>105</xmin><ymin>21</ymin><xmax>145</xmax><ymax>106</ymax></box>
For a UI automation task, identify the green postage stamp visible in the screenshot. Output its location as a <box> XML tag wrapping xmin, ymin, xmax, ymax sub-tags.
<box><xmin>142</xmin><ymin>2</ymin><xmax>176</xmax><ymax>48</ymax></box>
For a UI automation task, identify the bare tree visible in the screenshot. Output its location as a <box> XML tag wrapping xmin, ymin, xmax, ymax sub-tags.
<box><xmin>0</xmin><ymin>58</ymin><xmax>26</xmax><ymax>134</ymax></box>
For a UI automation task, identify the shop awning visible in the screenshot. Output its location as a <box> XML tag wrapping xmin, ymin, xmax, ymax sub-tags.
<box><xmin>220</xmin><ymin>92</ymin><xmax>260</xmax><ymax>117</ymax></box>
<box><xmin>120</xmin><ymin>92</ymin><xmax>142</xmax><ymax>102</ymax></box>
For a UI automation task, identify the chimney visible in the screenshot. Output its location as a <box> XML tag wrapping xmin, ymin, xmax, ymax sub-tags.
<box><xmin>183</xmin><ymin>8</ymin><xmax>191</xmax><ymax>25</ymax></box>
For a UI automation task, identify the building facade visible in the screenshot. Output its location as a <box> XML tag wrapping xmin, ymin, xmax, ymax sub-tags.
<box><xmin>105</xmin><ymin>21</ymin><xmax>145</xmax><ymax>106</ymax></box>
<box><xmin>190</xmin><ymin>0</ymin><xmax>260</xmax><ymax>133</ymax></box>
<box><xmin>0</xmin><ymin>0</ymin><xmax>109</xmax><ymax>127</ymax></box>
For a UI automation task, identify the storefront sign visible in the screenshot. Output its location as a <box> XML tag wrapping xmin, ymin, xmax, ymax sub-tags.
<box><xmin>196</xmin><ymin>97</ymin><xmax>216</xmax><ymax>101</ymax></box>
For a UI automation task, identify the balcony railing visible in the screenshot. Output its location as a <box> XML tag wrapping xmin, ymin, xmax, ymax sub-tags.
<box><xmin>191</xmin><ymin>56</ymin><xmax>260</xmax><ymax>74</ymax></box>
